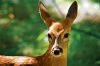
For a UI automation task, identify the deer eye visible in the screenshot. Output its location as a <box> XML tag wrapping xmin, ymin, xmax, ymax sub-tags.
<box><xmin>48</xmin><ymin>34</ymin><xmax>52</xmax><ymax>39</ymax></box>
<box><xmin>64</xmin><ymin>33</ymin><xmax>69</xmax><ymax>38</ymax></box>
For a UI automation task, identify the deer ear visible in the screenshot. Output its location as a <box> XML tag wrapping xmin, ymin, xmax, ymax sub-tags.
<box><xmin>62</xmin><ymin>1</ymin><xmax>78</xmax><ymax>28</ymax></box>
<box><xmin>66</xmin><ymin>1</ymin><xmax>78</xmax><ymax>22</ymax></box>
<box><xmin>39</xmin><ymin>1</ymin><xmax>55</xmax><ymax>28</ymax></box>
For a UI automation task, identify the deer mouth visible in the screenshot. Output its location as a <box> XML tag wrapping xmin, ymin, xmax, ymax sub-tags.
<box><xmin>51</xmin><ymin>47</ymin><xmax>63</xmax><ymax>57</ymax></box>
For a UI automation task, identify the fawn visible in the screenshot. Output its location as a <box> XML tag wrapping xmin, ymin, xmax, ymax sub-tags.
<box><xmin>0</xmin><ymin>1</ymin><xmax>78</xmax><ymax>66</ymax></box>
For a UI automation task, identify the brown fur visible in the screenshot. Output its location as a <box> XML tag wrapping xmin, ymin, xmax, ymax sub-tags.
<box><xmin>0</xmin><ymin>1</ymin><xmax>78</xmax><ymax>66</ymax></box>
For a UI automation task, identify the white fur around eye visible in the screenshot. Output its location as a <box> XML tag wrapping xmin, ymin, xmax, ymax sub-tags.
<box><xmin>63</xmin><ymin>38</ymin><xmax>69</xmax><ymax>42</ymax></box>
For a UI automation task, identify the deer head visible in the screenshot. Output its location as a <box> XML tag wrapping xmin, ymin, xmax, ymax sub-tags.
<box><xmin>39</xmin><ymin>1</ymin><xmax>78</xmax><ymax>57</ymax></box>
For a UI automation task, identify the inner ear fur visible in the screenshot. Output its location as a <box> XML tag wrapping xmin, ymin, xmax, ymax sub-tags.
<box><xmin>39</xmin><ymin>1</ymin><xmax>56</xmax><ymax>28</ymax></box>
<box><xmin>62</xmin><ymin>1</ymin><xmax>78</xmax><ymax>28</ymax></box>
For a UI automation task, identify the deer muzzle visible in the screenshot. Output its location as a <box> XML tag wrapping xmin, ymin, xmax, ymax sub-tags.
<box><xmin>51</xmin><ymin>45</ymin><xmax>63</xmax><ymax>57</ymax></box>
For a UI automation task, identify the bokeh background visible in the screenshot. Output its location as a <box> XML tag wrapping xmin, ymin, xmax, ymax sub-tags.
<box><xmin>0</xmin><ymin>0</ymin><xmax>100</xmax><ymax>66</ymax></box>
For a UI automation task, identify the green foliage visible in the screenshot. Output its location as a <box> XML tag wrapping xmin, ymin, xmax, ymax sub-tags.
<box><xmin>68</xmin><ymin>21</ymin><xmax>100</xmax><ymax>66</ymax></box>
<box><xmin>0</xmin><ymin>0</ymin><xmax>100</xmax><ymax>66</ymax></box>
<box><xmin>0</xmin><ymin>0</ymin><xmax>48</xmax><ymax>56</ymax></box>
<box><xmin>92</xmin><ymin>0</ymin><xmax>100</xmax><ymax>4</ymax></box>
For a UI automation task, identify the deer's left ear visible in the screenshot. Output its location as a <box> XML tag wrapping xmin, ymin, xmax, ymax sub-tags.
<box><xmin>67</xmin><ymin>1</ymin><xmax>78</xmax><ymax>21</ymax></box>
<box><xmin>62</xmin><ymin>1</ymin><xmax>78</xmax><ymax>27</ymax></box>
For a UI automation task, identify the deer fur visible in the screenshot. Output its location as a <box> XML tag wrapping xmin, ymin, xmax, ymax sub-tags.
<box><xmin>0</xmin><ymin>1</ymin><xmax>78</xmax><ymax>66</ymax></box>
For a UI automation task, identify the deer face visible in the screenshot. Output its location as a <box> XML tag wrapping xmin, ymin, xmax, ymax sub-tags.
<box><xmin>48</xmin><ymin>22</ymin><xmax>69</xmax><ymax>57</ymax></box>
<box><xmin>39</xmin><ymin>1</ymin><xmax>78</xmax><ymax>57</ymax></box>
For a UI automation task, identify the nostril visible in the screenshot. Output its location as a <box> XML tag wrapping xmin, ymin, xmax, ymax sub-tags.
<box><xmin>59</xmin><ymin>47</ymin><xmax>63</xmax><ymax>53</ymax></box>
<box><xmin>54</xmin><ymin>49</ymin><xmax>60</xmax><ymax>55</ymax></box>
<box><xmin>53</xmin><ymin>47</ymin><xmax>63</xmax><ymax>55</ymax></box>
<box><xmin>51</xmin><ymin>47</ymin><xmax>63</xmax><ymax>56</ymax></box>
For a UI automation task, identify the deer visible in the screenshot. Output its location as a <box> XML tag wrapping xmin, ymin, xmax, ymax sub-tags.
<box><xmin>0</xmin><ymin>1</ymin><xmax>78</xmax><ymax>66</ymax></box>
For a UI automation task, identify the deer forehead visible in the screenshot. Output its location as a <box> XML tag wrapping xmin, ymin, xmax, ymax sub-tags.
<box><xmin>48</xmin><ymin>23</ymin><xmax>64</xmax><ymax>36</ymax></box>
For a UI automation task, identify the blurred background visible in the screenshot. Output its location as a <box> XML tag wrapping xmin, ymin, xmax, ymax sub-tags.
<box><xmin>0</xmin><ymin>0</ymin><xmax>100</xmax><ymax>66</ymax></box>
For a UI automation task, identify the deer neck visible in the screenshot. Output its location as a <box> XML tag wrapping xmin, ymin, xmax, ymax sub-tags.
<box><xmin>39</xmin><ymin>42</ymin><xmax>68</xmax><ymax>66</ymax></box>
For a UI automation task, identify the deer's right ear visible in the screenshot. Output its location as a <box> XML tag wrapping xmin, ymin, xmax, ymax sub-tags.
<box><xmin>39</xmin><ymin>1</ymin><xmax>55</xmax><ymax>28</ymax></box>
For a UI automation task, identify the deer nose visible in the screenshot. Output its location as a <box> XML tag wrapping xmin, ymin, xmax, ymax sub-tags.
<box><xmin>52</xmin><ymin>47</ymin><xmax>63</xmax><ymax>56</ymax></box>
